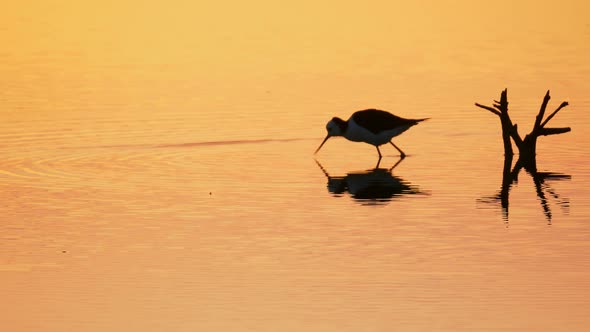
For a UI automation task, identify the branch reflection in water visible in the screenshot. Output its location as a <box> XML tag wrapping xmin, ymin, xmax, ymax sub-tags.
<box><xmin>478</xmin><ymin>154</ymin><xmax>571</xmax><ymax>225</ymax></box>
<box><xmin>315</xmin><ymin>158</ymin><xmax>425</xmax><ymax>205</ymax></box>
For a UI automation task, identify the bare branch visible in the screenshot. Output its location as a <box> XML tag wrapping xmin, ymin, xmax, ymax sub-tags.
<box><xmin>475</xmin><ymin>103</ymin><xmax>501</xmax><ymax>116</ymax></box>
<box><xmin>540</xmin><ymin>101</ymin><xmax>569</xmax><ymax>128</ymax></box>
<box><xmin>510</xmin><ymin>123</ymin><xmax>524</xmax><ymax>148</ymax></box>
<box><xmin>533</xmin><ymin>90</ymin><xmax>551</xmax><ymax>132</ymax></box>
<box><xmin>501</xmin><ymin>89</ymin><xmax>509</xmax><ymax>109</ymax></box>
<box><xmin>538</xmin><ymin>127</ymin><xmax>571</xmax><ymax>136</ymax></box>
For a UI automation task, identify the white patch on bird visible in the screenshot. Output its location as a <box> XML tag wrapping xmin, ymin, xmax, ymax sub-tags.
<box><xmin>345</xmin><ymin>118</ymin><xmax>411</xmax><ymax>146</ymax></box>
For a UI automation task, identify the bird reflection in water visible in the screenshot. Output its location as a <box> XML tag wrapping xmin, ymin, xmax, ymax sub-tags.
<box><xmin>315</xmin><ymin>158</ymin><xmax>423</xmax><ymax>205</ymax></box>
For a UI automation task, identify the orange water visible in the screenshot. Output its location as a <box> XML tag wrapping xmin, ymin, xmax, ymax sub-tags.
<box><xmin>2</xmin><ymin>1</ymin><xmax>590</xmax><ymax>331</ymax></box>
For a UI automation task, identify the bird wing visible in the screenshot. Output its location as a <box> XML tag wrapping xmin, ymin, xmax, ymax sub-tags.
<box><xmin>351</xmin><ymin>109</ymin><xmax>419</xmax><ymax>135</ymax></box>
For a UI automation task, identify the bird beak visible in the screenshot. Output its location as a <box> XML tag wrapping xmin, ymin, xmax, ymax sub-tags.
<box><xmin>314</xmin><ymin>135</ymin><xmax>330</xmax><ymax>154</ymax></box>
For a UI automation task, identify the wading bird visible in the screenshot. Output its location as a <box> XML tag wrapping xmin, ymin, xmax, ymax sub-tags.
<box><xmin>315</xmin><ymin>109</ymin><xmax>428</xmax><ymax>158</ymax></box>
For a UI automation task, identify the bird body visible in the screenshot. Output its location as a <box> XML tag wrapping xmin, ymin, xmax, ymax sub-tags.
<box><xmin>315</xmin><ymin>109</ymin><xmax>428</xmax><ymax>158</ymax></box>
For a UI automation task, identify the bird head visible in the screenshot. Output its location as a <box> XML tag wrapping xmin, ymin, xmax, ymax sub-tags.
<box><xmin>315</xmin><ymin>117</ymin><xmax>346</xmax><ymax>154</ymax></box>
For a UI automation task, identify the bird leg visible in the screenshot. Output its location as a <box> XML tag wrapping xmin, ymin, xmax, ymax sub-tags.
<box><xmin>390</xmin><ymin>142</ymin><xmax>406</xmax><ymax>158</ymax></box>
<box><xmin>375</xmin><ymin>146</ymin><xmax>383</xmax><ymax>159</ymax></box>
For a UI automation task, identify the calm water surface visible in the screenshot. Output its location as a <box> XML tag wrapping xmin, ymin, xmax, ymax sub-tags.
<box><xmin>2</xmin><ymin>1</ymin><xmax>590</xmax><ymax>331</ymax></box>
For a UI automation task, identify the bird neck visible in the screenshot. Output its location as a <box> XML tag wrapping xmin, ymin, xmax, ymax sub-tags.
<box><xmin>331</xmin><ymin>117</ymin><xmax>348</xmax><ymax>135</ymax></box>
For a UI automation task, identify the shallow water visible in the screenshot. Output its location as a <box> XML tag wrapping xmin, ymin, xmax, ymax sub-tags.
<box><xmin>2</xmin><ymin>1</ymin><xmax>590</xmax><ymax>331</ymax></box>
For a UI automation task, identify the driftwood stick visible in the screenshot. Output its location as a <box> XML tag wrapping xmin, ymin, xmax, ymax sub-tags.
<box><xmin>533</xmin><ymin>90</ymin><xmax>551</xmax><ymax>132</ymax></box>
<box><xmin>509</xmin><ymin>123</ymin><xmax>524</xmax><ymax>149</ymax></box>
<box><xmin>475</xmin><ymin>103</ymin><xmax>501</xmax><ymax>116</ymax></box>
<box><xmin>475</xmin><ymin>89</ymin><xmax>571</xmax><ymax>162</ymax></box>
<box><xmin>539</xmin><ymin>127</ymin><xmax>572</xmax><ymax>136</ymax></box>
<box><xmin>475</xmin><ymin>89</ymin><xmax>518</xmax><ymax>156</ymax></box>
<box><xmin>541</xmin><ymin>101</ymin><xmax>569</xmax><ymax>128</ymax></box>
<box><xmin>498</xmin><ymin>89</ymin><xmax>514</xmax><ymax>156</ymax></box>
<box><xmin>498</xmin><ymin>89</ymin><xmax>523</xmax><ymax>154</ymax></box>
